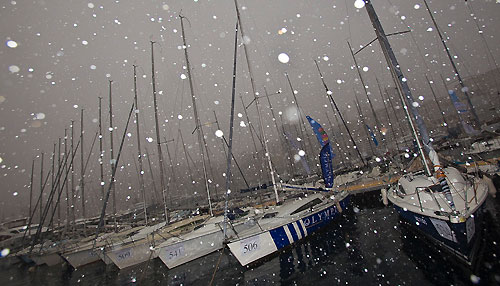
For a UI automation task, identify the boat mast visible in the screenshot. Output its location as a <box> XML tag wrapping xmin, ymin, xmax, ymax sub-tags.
<box><xmin>57</xmin><ymin>137</ymin><xmax>61</xmax><ymax>230</ymax></box>
<box><xmin>80</xmin><ymin>109</ymin><xmax>86</xmax><ymax>232</ymax></box>
<box><xmin>213</xmin><ymin>111</ymin><xmax>251</xmax><ymax>189</ymax></box>
<box><xmin>70</xmin><ymin>121</ymin><xmax>75</xmax><ymax>232</ymax></box>
<box><xmin>363</xmin><ymin>0</ymin><xmax>432</xmax><ymax>176</ymax></box>
<box><xmin>40</xmin><ymin>152</ymin><xmax>44</xmax><ymax>224</ymax></box>
<box><xmin>64</xmin><ymin>129</ymin><xmax>69</xmax><ymax>233</ymax></box>
<box><xmin>313</xmin><ymin>59</ymin><xmax>366</xmax><ymax>167</ymax></box>
<box><xmin>240</xmin><ymin>96</ymin><xmax>261</xmax><ymax>161</ymax></box>
<box><xmin>162</xmin><ymin>136</ymin><xmax>176</xmax><ymax>203</ymax></box>
<box><xmin>223</xmin><ymin>21</ymin><xmax>239</xmax><ymax>238</ymax></box>
<box><xmin>375</xmin><ymin>77</ymin><xmax>400</xmax><ymax>152</ymax></box>
<box><xmin>28</xmin><ymin>158</ymin><xmax>35</xmax><ymax>236</ymax></box>
<box><xmin>285</xmin><ymin>73</ymin><xmax>315</xmax><ymax>167</ymax></box>
<box><xmin>383</xmin><ymin>87</ymin><xmax>407</xmax><ymax>148</ymax></box>
<box><xmin>264</xmin><ymin>87</ymin><xmax>294</xmax><ymax>178</ymax></box>
<box><xmin>423</xmin><ymin>0</ymin><xmax>480</xmax><ymax>126</ymax></box>
<box><xmin>108</xmin><ymin>80</ymin><xmax>118</xmax><ymax>231</ymax></box>
<box><xmin>178</xmin><ymin>130</ymin><xmax>195</xmax><ymax>194</ymax></box>
<box><xmin>98</xmin><ymin>97</ymin><xmax>105</xmax><ymax>198</ymax></box>
<box><xmin>133</xmin><ymin>65</ymin><xmax>148</xmax><ymax>225</ymax></box>
<box><xmin>144</xmin><ymin>147</ymin><xmax>159</xmax><ymax>204</ymax></box>
<box><xmin>150</xmin><ymin>41</ymin><xmax>169</xmax><ymax>222</ymax></box>
<box><xmin>179</xmin><ymin>15</ymin><xmax>213</xmax><ymax>214</ymax></box>
<box><xmin>424</xmin><ymin>74</ymin><xmax>450</xmax><ymax>134</ymax></box>
<box><xmin>324</xmin><ymin>112</ymin><xmax>347</xmax><ymax>169</ymax></box>
<box><xmin>354</xmin><ymin>93</ymin><xmax>375</xmax><ymax>156</ymax></box>
<box><xmin>94</xmin><ymin>104</ymin><xmax>135</xmax><ymax>243</ymax></box>
<box><xmin>213</xmin><ymin>111</ymin><xmax>228</xmax><ymax>159</ymax></box>
<box><xmin>465</xmin><ymin>1</ymin><xmax>500</xmax><ymax>95</ymax></box>
<box><xmin>50</xmin><ymin>145</ymin><xmax>55</xmax><ymax>231</ymax></box>
<box><xmin>348</xmin><ymin>40</ymin><xmax>385</xmax><ymax>146</ymax></box>
<box><xmin>235</xmin><ymin>0</ymin><xmax>279</xmax><ymax>203</ymax></box>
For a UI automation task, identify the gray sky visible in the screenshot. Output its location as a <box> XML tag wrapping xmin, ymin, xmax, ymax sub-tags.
<box><xmin>1</xmin><ymin>0</ymin><xmax>500</xmax><ymax>220</ymax></box>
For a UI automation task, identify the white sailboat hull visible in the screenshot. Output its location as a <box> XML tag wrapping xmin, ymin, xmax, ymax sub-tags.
<box><xmin>63</xmin><ymin>248</ymin><xmax>101</xmax><ymax>268</ymax></box>
<box><xmin>158</xmin><ymin>219</ymin><xmax>254</xmax><ymax>269</ymax></box>
<box><xmin>228</xmin><ymin>193</ymin><xmax>350</xmax><ymax>266</ymax></box>
<box><xmin>106</xmin><ymin>241</ymin><xmax>157</xmax><ymax>269</ymax></box>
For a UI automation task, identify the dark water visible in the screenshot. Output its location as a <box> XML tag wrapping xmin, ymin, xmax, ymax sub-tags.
<box><xmin>2</xmin><ymin>191</ymin><xmax>500</xmax><ymax>286</ymax></box>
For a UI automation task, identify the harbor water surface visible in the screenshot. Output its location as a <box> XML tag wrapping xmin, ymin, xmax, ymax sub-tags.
<box><xmin>2</xmin><ymin>191</ymin><xmax>500</xmax><ymax>286</ymax></box>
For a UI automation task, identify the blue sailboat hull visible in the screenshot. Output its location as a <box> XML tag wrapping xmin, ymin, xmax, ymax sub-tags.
<box><xmin>393</xmin><ymin>204</ymin><xmax>484</xmax><ymax>264</ymax></box>
<box><xmin>228</xmin><ymin>194</ymin><xmax>350</xmax><ymax>266</ymax></box>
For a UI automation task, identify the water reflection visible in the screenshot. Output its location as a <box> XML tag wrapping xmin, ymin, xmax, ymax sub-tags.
<box><xmin>1</xmin><ymin>192</ymin><xmax>499</xmax><ymax>285</ymax></box>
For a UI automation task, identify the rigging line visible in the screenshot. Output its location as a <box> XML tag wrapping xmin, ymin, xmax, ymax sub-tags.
<box><xmin>465</xmin><ymin>0</ymin><xmax>500</xmax><ymax>92</ymax></box>
<box><xmin>344</xmin><ymin>0</ymin><xmax>353</xmax><ymax>41</ymax></box>
<box><xmin>209</xmin><ymin>248</ymin><xmax>225</xmax><ymax>286</ymax></box>
<box><xmin>236</xmin><ymin>0</ymin><xmax>283</xmax><ymax>93</ymax></box>
<box><xmin>446</xmin><ymin>42</ymin><xmax>490</xmax><ymax>97</ymax></box>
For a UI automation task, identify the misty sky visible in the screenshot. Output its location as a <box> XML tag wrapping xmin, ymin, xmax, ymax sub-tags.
<box><xmin>1</xmin><ymin>0</ymin><xmax>500</xmax><ymax>220</ymax></box>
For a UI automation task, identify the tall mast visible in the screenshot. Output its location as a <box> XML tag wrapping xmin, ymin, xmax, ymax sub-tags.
<box><xmin>179</xmin><ymin>130</ymin><xmax>195</xmax><ymax>193</ymax></box>
<box><xmin>70</xmin><ymin>121</ymin><xmax>75</xmax><ymax>231</ymax></box>
<box><xmin>240</xmin><ymin>96</ymin><xmax>260</xmax><ymax>157</ymax></box>
<box><xmin>325</xmin><ymin>112</ymin><xmax>347</xmax><ymax>169</ymax></box>
<box><xmin>40</xmin><ymin>152</ymin><xmax>44</xmax><ymax>224</ymax></box>
<box><xmin>133</xmin><ymin>65</ymin><xmax>148</xmax><ymax>225</ymax></box>
<box><xmin>284</xmin><ymin>73</ymin><xmax>315</xmax><ymax>172</ymax></box>
<box><xmin>284</xmin><ymin>74</ymin><xmax>310</xmax><ymax>151</ymax></box>
<box><xmin>423</xmin><ymin>0</ymin><xmax>480</xmax><ymax>126</ymax></box>
<box><xmin>383</xmin><ymin>87</ymin><xmax>406</xmax><ymax>148</ymax></box>
<box><xmin>64</xmin><ymin>129</ymin><xmax>69</xmax><ymax>233</ymax></box>
<box><xmin>163</xmin><ymin>137</ymin><xmax>177</xmax><ymax>202</ymax></box>
<box><xmin>314</xmin><ymin>59</ymin><xmax>366</xmax><ymax>166</ymax></box>
<box><xmin>98</xmin><ymin>97</ymin><xmax>105</xmax><ymax>198</ymax></box>
<box><xmin>213</xmin><ymin>111</ymin><xmax>228</xmax><ymax>159</ymax></box>
<box><xmin>363</xmin><ymin>0</ymin><xmax>431</xmax><ymax>175</ymax></box>
<box><xmin>347</xmin><ymin>40</ymin><xmax>384</xmax><ymax>145</ymax></box>
<box><xmin>424</xmin><ymin>74</ymin><xmax>449</xmax><ymax>133</ymax></box>
<box><xmin>80</xmin><ymin>109</ymin><xmax>85</xmax><ymax>230</ymax></box>
<box><xmin>28</xmin><ymin>158</ymin><xmax>35</xmax><ymax>236</ymax></box>
<box><xmin>57</xmin><ymin>137</ymin><xmax>61</xmax><ymax>230</ymax></box>
<box><xmin>465</xmin><ymin>1</ymin><xmax>500</xmax><ymax>95</ymax></box>
<box><xmin>223</xmin><ymin>21</ymin><xmax>239</xmax><ymax>238</ymax></box>
<box><xmin>375</xmin><ymin>77</ymin><xmax>400</xmax><ymax>152</ymax></box>
<box><xmin>354</xmin><ymin>93</ymin><xmax>375</xmax><ymax>156</ymax></box>
<box><xmin>144</xmin><ymin>147</ymin><xmax>159</xmax><ymax>204</ymax></box>
<box><xmin>108</xmin><ymin>80</ymin><xmax>118</xmax><ymax>231</ymax></box>
<box><xmin>50</xmin><ymin>145</ymin><xmax>55</xmax><ymax>231</ymax></box>
<box><xmin>235</xmin><ymin>0</ymin><xmax>279</xmax><ymax>203</ymax></box>
<box><xmin>179</xmin><ymin>15</ymin><xmax>213</xmax><ymax>214</ymax></box>
<box><xmin>264</xmin><ymin>87</ymin><xmax>293</xmax><ymax>178</ymax></box>
<box><xmin>150</xmin><ymin>41</ymin><xmax>169</xmax><ymax>222</ymax></box>
<box><xmin>94</xmin><ymin>104</ymin><xmax>135</xmax><ymax>243</ymax></box>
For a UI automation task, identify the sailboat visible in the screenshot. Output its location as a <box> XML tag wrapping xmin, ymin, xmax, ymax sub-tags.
<box><xmin>359</xmin><ymin>0</ymin><xmax>491</xmax><ymax>264</ymax></box>
<box><xmin>154</xmin><ymin>17</ymin><xmax>255</xmax><ymax>270</ymax></box>
<box><xmin>227</xmin><ymin>116</ymin><xmax>350</xmax><ymax>266</ymax></box>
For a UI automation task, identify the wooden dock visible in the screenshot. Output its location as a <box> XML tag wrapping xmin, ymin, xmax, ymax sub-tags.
<box><xmin>337</xmin><ymin>175</ymin><xmax>401</xmax><ymax>194</ymax></box>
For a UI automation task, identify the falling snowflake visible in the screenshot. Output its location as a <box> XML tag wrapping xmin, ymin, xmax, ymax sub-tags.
<box><xmin>278</xmin><ymin>53</ymin><xmax>290</xmax><ymax>64</ymax></box>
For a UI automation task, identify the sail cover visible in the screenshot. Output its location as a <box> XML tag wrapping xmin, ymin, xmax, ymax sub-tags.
<box><xmin>319</xmin><ymin>143</ymin><xmax>334</xmax><ymax>187</ymax></box>
<box><xmin>448</xmin><ymin>90</ymin><xmax>480</xmax><ymax>135</ymax></box>
<box><xmin>365</xmin><ymin>124</ymin><xmax>379</xmax><ymax>146</ymax></box>
<box><xmin>306</xmin><ymin>116</ymin><xmax>334</xmax><ymax>187</ymax></box>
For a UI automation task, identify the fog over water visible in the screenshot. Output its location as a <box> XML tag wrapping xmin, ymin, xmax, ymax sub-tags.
<box><xmin>1</xmin><ymin>0</ymin><xmax>500</xmax><ymax>220</ymax></box>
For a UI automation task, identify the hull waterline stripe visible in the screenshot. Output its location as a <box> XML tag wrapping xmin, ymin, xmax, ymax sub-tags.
<box><xmin>293</xmin><ymin>222</ymin><xmax>303</xmax><ymax>240</ymax></box>
<box><xmin>287</xmin><ymin>223</ymin><xmax>299</xmax><ymax>242</ymax></box>
<box><xmin>270</xmin><ymin>227</ymin><xmax>291</xmax><ymax>249</ymax></box>
<box><xmin>283</xmin><ymin>225</ymin><xmax>295</xmax><ymax>244</ymax></box>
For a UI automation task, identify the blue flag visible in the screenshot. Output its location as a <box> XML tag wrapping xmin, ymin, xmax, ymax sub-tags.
<box><xmin>365</xmin><ymin>124</ymin><xmax>379</xmax><ymax>146</ymax></box>
<box><xmin>306</xmin><ymin>116</ymin><xmax>335</xmax><ymax>187</ymax></box>
<box><xmin>448</xmin><ymin>90</ymin><xmax>467</xmax><ymax>113</ymax></box>
<box><xmin>319</xmin><ymin>143</ymin><xmax>334</xmax><ymax>188</ymax></box>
